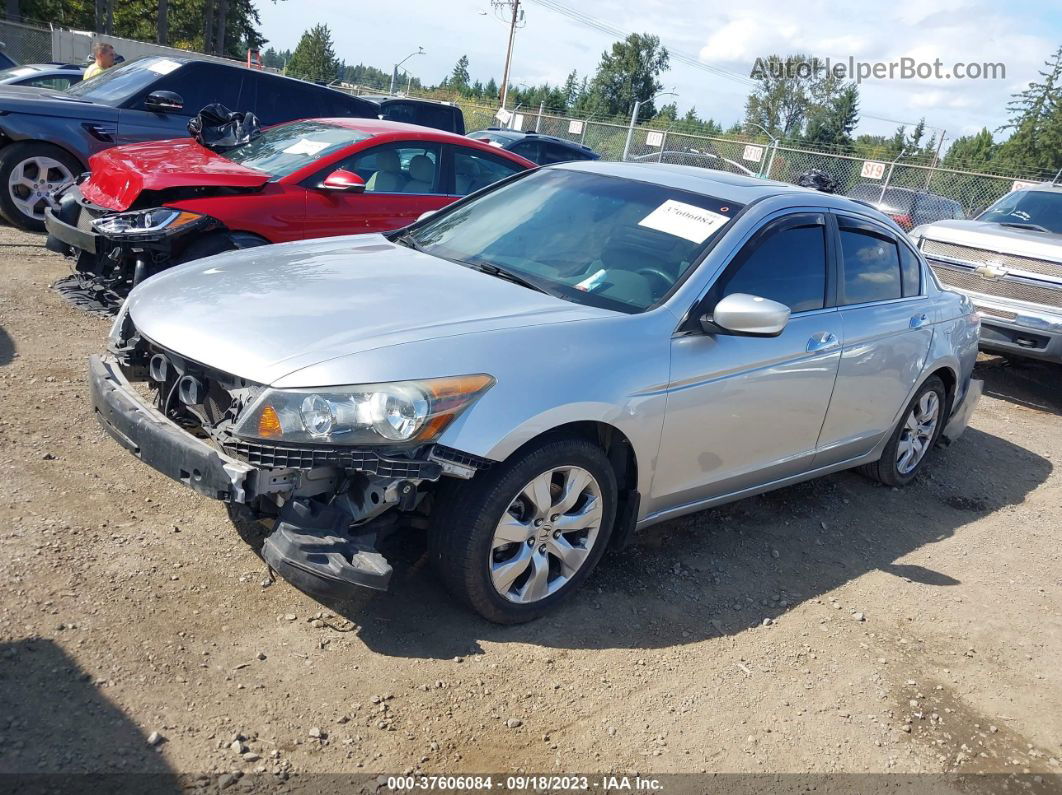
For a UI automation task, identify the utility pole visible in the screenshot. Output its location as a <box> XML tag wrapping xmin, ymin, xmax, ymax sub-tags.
<box><xmin>495</xmin><ymin>0</ymin><xmax>521</xmax><ymax>111</ymax></box>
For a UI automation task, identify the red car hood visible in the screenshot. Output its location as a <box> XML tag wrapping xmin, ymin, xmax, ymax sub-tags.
<box><xmin>81</xmin><ymin>138</ymin><xmax>270</xmax><ymax>211</ymax></box>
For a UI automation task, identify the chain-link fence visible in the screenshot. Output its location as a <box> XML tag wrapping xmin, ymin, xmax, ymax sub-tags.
<box><xmin>0</xmin><ymin>19</ymin><xmax>53</xmax><ymax>64</ymax></box>
<box><xmin>443</xmin><ymin>100</ymin><xmax>1048</xmax><ymax>220</ymax></box>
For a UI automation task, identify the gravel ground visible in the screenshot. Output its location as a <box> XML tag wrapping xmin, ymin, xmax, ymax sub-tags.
<box><xmin>0</xmin><ymin>224</ymin><xmax>1060</xmax><ymax>789</ymax></box>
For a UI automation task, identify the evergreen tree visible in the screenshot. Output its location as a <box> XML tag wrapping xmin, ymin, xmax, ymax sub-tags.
<box><xmin>284</xmin><ymin>24</ymin><xmax>341</xmax><ymax>83</ymax></box>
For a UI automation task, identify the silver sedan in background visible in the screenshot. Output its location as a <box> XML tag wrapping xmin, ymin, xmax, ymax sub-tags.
<box><xmin>90</xmin><ymin>162</ymin><xmax>981</xmax><ymax>623</ymax></box>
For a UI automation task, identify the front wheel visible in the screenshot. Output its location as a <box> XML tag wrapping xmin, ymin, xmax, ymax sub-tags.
<box><xmin>861</xmin><ymin>375</ymin><xmax>947</xmax><ymax>487</ymax></box>
<box><xmin>430</xmin><ymin>437</ymin><xmax>617</xmax><ymax>624</ymax></box>
<box><xmin>0</xmin><ymin>142</ymin><xmax>81</xmax><ymax>231</ymax></box>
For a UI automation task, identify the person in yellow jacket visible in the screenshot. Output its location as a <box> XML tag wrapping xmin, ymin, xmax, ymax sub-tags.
<box><xmin>83</xmin><ymin>41</ymin><xmax>115</xmax><ymax>81</ymax></box>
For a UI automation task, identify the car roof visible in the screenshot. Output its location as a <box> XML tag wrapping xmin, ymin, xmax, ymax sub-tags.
<box><xmin>359</xmin><ymin>94</ymin><xmax>456</xmax><ymax>107</ymax></box>
<box><xmin>1024</xmin><ymin>182</ymin><xmax>1062</xmax><ymax>193</ymax></box>
<box><xmin>304</xmin><ymin>117</ymin><xmax>532</xmax><ymax>159</ymax></box>
<box><xmin>473</xmin><ymin>128</ymin><xmax>594</xmax><ymax>151</ymax></box>
<box><xmin>555</xmin><ymin>160</ymin><xmax>805</xmax><ymax>202</ymax></box>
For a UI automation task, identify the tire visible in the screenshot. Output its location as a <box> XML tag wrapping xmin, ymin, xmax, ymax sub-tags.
<box><xmin>429</xmin><ymin>437</ymin><xmax>618</xmax><ymax>624</ymax></box>
<box><xmin>861</xmin><ymin>375</ymin><xmax>947</xmax><ymax>487</ymax></box>
<box><xmin>0</xmin><ymin>142</ymin><xmax>82</xmax><ymax>232</ymax></box>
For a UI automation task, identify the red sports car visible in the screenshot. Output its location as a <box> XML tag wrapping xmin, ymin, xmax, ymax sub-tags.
<box><xmin>44</xmin><ymin>118</ymin><xmax>535</xmax><ymax>307</ymax></box>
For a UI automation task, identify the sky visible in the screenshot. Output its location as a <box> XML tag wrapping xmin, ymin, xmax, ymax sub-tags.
<box><xmin>255</xmin><ymin>0</ymin><xmax>1062</xmax><ymax>147</ymax></box>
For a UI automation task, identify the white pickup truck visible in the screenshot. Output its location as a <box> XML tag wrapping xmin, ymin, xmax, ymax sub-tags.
<box><xmin>912</xmin><ymin>182</ymin><xmax>1062</xmax><ymax>364</ymax></box>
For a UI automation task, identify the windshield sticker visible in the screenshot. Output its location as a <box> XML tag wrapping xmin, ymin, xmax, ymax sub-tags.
<box><xmin>638</xmin><ymin>200</ymin><xmax>731</xmax><ymax>243</ymax></box>
<box><xmin>147</xmin><ymin>58</ymin><xmax>182</xmax><ymax>75</ymax></box>
<box><xmin>575</xmin><ymin>269</ymin><xmax>607</xmax><ymax>292</ymax></box>
<box><xmin>281</xmin><ymin>139</ymin><xmax>331</xmax><ymax>156</ymax></box>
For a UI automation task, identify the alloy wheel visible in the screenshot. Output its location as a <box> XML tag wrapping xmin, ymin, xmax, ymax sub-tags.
<box><xmin>8</xmin><ymin>156</ymin><xmax>74</xmax><ymax>221</ymax></box>
<box><xmin>489</xmin><ymin>466</ymin><xmax>603</xmax><ymax>604</ymax></box>
<box><xmin>896</xmin><ymin>390</ymin><xmax>940</xmax><ymax>475</ymax></box>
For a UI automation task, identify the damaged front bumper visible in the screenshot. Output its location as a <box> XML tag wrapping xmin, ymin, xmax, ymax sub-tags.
<box><xmin>89</xmin><ymin>353</ymin><xmax>471</xmax><ymax>595</ymax></box>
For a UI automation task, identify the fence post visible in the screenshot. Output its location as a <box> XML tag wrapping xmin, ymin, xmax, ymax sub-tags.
<box><xmin>621</xmin><ymin>100</ymin><xmax>642</xmax><ymax>162</ymax></box>
<box><xmin>658</xmin><ymin>130</ymin><xmax>668</xmax><ymax>162</ymax></box>
<box><xmin>535</xmin><ymin>101</ymin><xmax>544</xmax><ymax>132</ymax></box>
<box><xmin>580</xmin><ymin>116</ymin><xmax>591</xmax><ymax>144</ymax></box>
<box><xmin>763</xmin><ymin>140</ymin><xmax>779</xmax><ymax>180</ymax></box>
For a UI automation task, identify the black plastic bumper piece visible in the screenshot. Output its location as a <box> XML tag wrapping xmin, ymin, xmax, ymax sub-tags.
<box><xmin>89</xmin><ymin>354</ymin><xmax>255</xmax><ymax>502</ymax></box>
<box><xmin>262</xmin><ymin>500</ymin><xmax>393</xmax><ymax>596</ymax></box>
<box><xmin>45</xmin><ymin>205</ymin><xmax>97</xmax><ymax>255</ymax></box>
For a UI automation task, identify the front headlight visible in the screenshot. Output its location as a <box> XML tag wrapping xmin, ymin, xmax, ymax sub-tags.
<box><xmin>92</xmin><ymin>207</ymin><xmax>206</xmax><ymax>238</ymax></box>
<box><xmin>233</xmin><ymin>375</ymin><xmax>495</xmax><ymax>445</ymax></box>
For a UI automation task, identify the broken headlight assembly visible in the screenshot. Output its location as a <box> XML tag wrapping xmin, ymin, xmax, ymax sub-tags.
<box><xmin>91</xmin><ymin>207</ymin><xmax>208</xmax><ymax>239</ymax></box>
<box><xmin>232</xmin><ymin>375</ymin><xmax>495</xmax><ymax>446</ymax></box>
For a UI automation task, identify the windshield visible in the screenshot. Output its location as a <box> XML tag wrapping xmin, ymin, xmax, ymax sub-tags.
<box><xmin>221</xmin><ymin>120</ymin><xmax>371</xmax><ymax>178</ymax></box>
<box><xmin>978</xmin><ymin>189</ymin><xmax>1062</xmax><ymax>234</ymax></box>
<box><xmin>407</xmin><ymin>168</ymin><xmax>741</xmax><ymax>313</ymax></box>
<box><xmin>66</xmin><ymin>56</ymin><xmax>184</xmax><ymax>105</ymax></box>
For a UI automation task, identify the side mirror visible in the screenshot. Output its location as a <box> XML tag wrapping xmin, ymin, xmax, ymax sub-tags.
<box><xmin>144</xmin><ymin>90</ymin><xmax>183</xmax><ymax>113</ymax></box>
<box><xmin>416</xmin><ymin>210</ymin><xmax>436</xmax><ymax>223</ymax></box>
<box><xmin>701</xmin><ymin>293</ymin><xmax>790</xmax><ymax>337</ymax></box>
<box><xmin>318</xmin><ymin>168</ymin><xmax>366</xmax><ymax>192</ymax></box>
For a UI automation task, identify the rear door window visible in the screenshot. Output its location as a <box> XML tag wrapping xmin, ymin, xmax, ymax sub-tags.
<box><xmin>509</xmin><ymin>140</ymin><xmax>540</xmax><ymax>163</ymax></box>
<box><xmin>839</xmin><ymin>227</ymin><xmax>902</xmax><ymax>305</ymax></box>
<box><xmin>250</xmin><ymin>73</ymin><xmax>322</xmax><ymax>125</ymax></box>
<box><xmin>451</xmin><ymin>146</ymin><xmax>524</xmax><ymax>195</ymax></box>
<box><xmin>539</xmin><ymin>142</ymin><xmax>584</xmax><ymax>164</ymax></box>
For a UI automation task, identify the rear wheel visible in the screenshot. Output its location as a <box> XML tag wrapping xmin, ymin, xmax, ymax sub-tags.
<box><xmin>861</xmin><ymin>376</ymin><xmax>947</xmax><ymax>487</ymax></box>
<box><xmin>0</xmin><ymin>142</ymin><xmax>81</xmax><ymax>231</ymax></box>
<box><xmin>429</xmin><ymin>437</ymin><xmax>617</xmax><ymax>624</ymax></box>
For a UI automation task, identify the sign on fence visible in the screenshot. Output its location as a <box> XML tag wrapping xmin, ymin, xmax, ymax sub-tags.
<box><xmin>742</xmin><ymin>144</ymin><xmax>764</xmax><ymax>163</ymax></box>
<box><xmin>860</xmin><ymin>160</ymin><xmax>887</xmax><ymax>180</ymax></box>
<box><xmin>512</xmin><ymin>114</ymin><xmax>525</xmax><ymax>130</ymax></box>
<box><xmin>1011</xmin><ymin>179</ymin><xmax>1040</xmax><ymax>192</ymax></box>
<box><xmin>495</xmin><ymin>108</ymin><xmax>512</xmax><ymax>125</ymax></box>
<box><xmin>568</xmin><ymin>120</ymin><xmax>583</xmax><ymax>135</ymax></box>
<box><xmin>645</xmin><ymin>131</ymin><xmax>664</xmax><ymax>148</ymax></box>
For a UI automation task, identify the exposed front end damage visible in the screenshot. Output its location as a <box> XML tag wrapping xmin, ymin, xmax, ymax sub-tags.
<box><xmin>89</xmin><ymin>319</ymin><xmax>490</xmax><ymax>597</ymax></box>
<box><xmin>46</xmin><ymin>182</ymin><xmax>237</xmax><ymax>315</ymax></box>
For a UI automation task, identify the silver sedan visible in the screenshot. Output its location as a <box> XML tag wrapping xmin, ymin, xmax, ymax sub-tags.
<box><xmin>90</xmin><ymin>161</ymin><xmax>981</xmax><ymax>623</ymax></box>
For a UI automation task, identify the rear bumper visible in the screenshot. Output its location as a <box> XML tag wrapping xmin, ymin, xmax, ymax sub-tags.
<box><xmin>941</xmin><ymin>377</ymin><xmax>982</xmax><ymax>443</ymax></box>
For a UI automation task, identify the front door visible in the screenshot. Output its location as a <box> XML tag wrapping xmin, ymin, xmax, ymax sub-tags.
<box><xmin>650</xmin><ymin>213</ymin><xmax>842</xmax><ymax>516</ymax></box>
<box><xmin>302</xmin><ymin>141</ymin><xmax>450</xmax><ymax>238</ymax></box>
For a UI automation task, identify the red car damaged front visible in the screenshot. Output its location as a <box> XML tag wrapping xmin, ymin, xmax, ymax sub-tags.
<box><xmin>43</xmin><ymin>117</ymin><xmax>534</xmax><ymax>313</ymax></box>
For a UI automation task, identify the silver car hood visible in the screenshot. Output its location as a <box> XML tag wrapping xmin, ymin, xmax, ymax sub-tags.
<box><xmin>917</xmin><ymin>220</ymin><xmax>1062</xmax><ymax>263</ymax></box>
<box><xmin>125</xmin><ymin>234</ymin><xmax>609</xmax><ymax>385</ymax></box>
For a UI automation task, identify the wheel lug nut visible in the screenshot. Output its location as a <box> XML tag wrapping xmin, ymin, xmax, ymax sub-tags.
<box><xmin>550</xmin><ymin>514</ymin><xmax>559</xmax><ymax>522</ymax></box>
<box><xmin>552</xmin><ymin>530</ymin><xmax>560</xmax><ymax>539</ymax></box>
<box><xmin>538</xmin><ymin>544</ymin><xmax>546</xmax><ymax>554</ymax></box>
<box><xmin>533</xmin><ymin>519</ymin><xmax>544</xmax><ymax>527</ymax></box>
<box><xmin>526</xmin><ymin>538</ymin><xmax>534</xmax><ymax>547</ymax></box>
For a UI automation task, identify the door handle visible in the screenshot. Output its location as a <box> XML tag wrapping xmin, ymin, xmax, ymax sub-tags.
<box><xmin>910</xmin><ymin>313</ymin><xmax>929</xmax><ymax>329</ymax></box>
<box><xmin>806</xmin><ymin>332</ymin><xmax>840</xmax><ymax>353</ymax></box>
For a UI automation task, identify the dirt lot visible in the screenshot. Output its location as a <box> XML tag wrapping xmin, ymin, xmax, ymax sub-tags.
<box><xmin>0</xmin><ymin>223</ymin><xmax>1060</xmax><ymax>789</ymax></box>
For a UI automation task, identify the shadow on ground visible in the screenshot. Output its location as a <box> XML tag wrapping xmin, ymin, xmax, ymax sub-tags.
<box><xmin>0</xmin><ymin>639</ymin><xmax>179</xmax><ymax>792</ymax></box>
<box><xmin>277</xmin><ymin>425</ymin><xmax>1052</xmax><ymax>659</ymax></box>
<box><xmin>975</xmin><ymin>354</ymin><xmax>1062</xmax><ymax>416</ymax></box>
<box><xmin>0</xmin><ymin>325</ymin><xmax>13</xmax><ymax>367</ymax></box>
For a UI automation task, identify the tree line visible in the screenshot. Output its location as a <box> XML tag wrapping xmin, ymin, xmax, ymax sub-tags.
<box><xmin>4</xmin><ymin>0</ymin><xmax>265</xmax><ymax>59</ymax></box>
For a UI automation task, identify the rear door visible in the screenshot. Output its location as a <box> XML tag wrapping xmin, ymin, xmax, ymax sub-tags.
<box><xmin>301</xmin><ymin>140</ymin><xmax>449</xmax><ymax>238</ymax></box>
<box><xmin>116</xmin><ymin>62</ymin><xmax>245</xmax><ymax>144</ymax></box>
<box><xmin>651</xmin><ymin>212</ymin><xmax>842</xmax><ymax>513</ymax></box>
<box><xmin>814</xmin><ymin>214</ymin><xmax>933</xmax><ymax>465</ymax></box>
